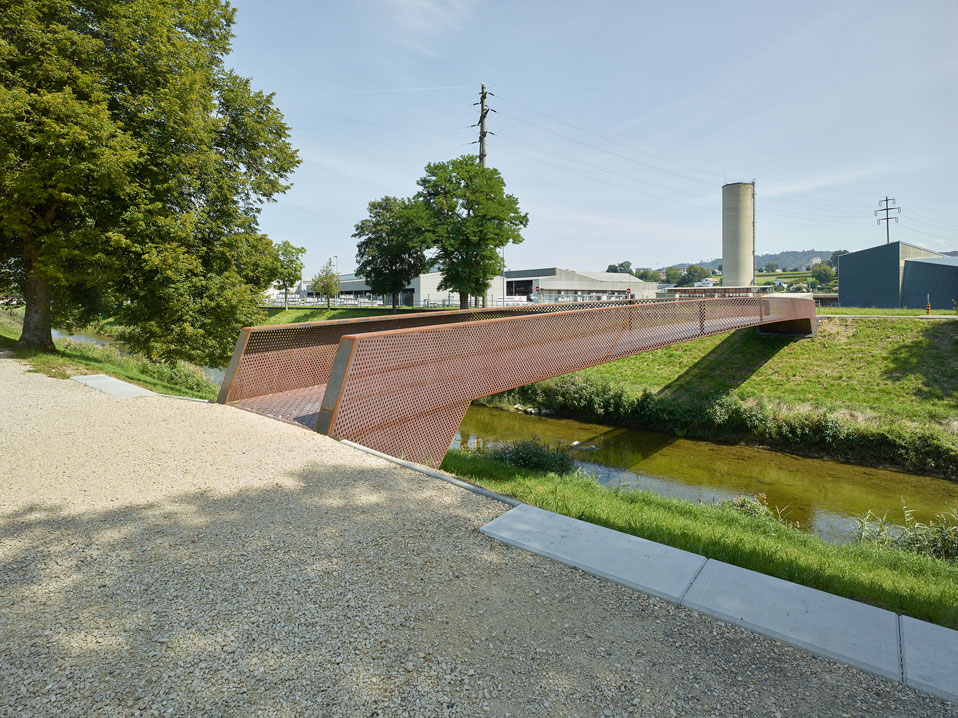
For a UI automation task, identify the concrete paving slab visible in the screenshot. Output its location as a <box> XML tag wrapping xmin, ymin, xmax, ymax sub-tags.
<box><xmin>900</xmin><ymin>615</ymin><xmax>958</xmax><ymax>702</ymax></box>
<box><xmin>682</xmin><ymin>559</ymin><xmax>901</xmax><ymax>680</ymax></box>
<box><xmin>479</xmin><ymin>504</ymin><xmax>705</xmax><ymax>602</ymax></box>
<box><xmin>71</xmin><ymin>374</ymin><xmax>155</xmax><ymax>398</ymax></box>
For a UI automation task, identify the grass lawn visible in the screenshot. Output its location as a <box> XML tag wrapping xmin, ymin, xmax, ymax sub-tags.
<box><xmin>259</xmin><ymin>306</ymin><xmax>422</xmax><ymax>325</ymax></box>
<box><xmin>578</xmin><ymin>317</ymin><xmax>958</xmax><ymax>427</ymax></box>
<box><xmin>441</xmin><ymin>450</ymin><xmax>958</xmax><ymax>629</ymax></box>
<box><xmin>0</xmin><ymin>310</ymin><xmax>218</xmax><ymax>400</ymax></box>
<box><xmin>823</xmin><ymin>306</ymin><xmax>955</xmax><ymax>316</ymax></box>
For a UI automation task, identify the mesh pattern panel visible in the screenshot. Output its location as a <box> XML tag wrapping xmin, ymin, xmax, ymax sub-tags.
<box><xmin>323</xmin><ymin>297</ymin><xmax>814</xmax><ymax>466</ymax></box>
<box><xmin>220</xmin><ymin>300</ymin><xmax>639</xmax><ymax>403</ymax></box>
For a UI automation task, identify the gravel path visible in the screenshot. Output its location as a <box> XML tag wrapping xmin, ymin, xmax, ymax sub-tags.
<box><xmin>1</xmin><ymin>357</ymin><xmax>954</xmax><ymax>717</ymax></box>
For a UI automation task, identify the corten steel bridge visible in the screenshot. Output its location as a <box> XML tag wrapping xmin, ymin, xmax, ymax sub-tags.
<box><xmin>218</xmin><ymin>296</ymin><xmax>816</xmax><ymax>467</ymax></box>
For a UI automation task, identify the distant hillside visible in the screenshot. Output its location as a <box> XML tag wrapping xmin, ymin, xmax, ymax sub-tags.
<box><xmin>944</xmin><ymin>250</ymin><xmax>958</xmax><ymax>257</ymax></box>
<box><xmin>675</xmin><ymin>249</ymin><xmax>841</xmax><ymax>271</ymax></box>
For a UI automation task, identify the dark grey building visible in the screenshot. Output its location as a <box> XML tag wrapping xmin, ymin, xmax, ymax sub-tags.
<box><xmin>900</xmin><ymin>257</ymin><xmax>958</xmax><ymax>310</ymax></box>
<box><xmin>838</xmin><ymin>241</ymin><xmax>945</xmax><ymax>309</ymax></box>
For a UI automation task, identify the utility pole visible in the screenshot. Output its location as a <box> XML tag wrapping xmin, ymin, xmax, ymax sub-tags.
<box><xmin>472</xmin><ymin>84</ymin><xmax>496</xmax><ymax>306</ymax></box>
<box><xmin>874</xmin><ymin>196</ymin><xmax>901</xmax><ymax>244</ymax></box>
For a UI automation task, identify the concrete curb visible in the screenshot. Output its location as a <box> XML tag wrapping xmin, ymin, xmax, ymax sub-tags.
<box><xmin>480</xmin><ymin>504</ymin><xmax>957</xmax><ymax>704</ymax></box>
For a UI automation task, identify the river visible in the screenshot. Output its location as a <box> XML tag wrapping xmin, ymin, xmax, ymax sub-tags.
<box><xmin>454</xmin><ymin>405</ymin><xmax>958</xmax><ymax>544</ymax></box>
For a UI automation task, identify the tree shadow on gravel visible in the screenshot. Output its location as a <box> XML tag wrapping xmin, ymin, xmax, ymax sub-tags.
<box><xmin>0</xmin><ymin>461</ymin><xmax>947</xmax><ymax>716</ymax></box>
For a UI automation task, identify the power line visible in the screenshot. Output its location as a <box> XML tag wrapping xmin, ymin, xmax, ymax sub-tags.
<box><xmin>277</xmin><ymin>84</ymin><xmax>476</xmax><ymax>94</ymax></box>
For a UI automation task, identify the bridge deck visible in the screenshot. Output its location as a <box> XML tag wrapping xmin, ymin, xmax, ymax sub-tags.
<box><xmin>218</xmin><ymin>297</ymin><xmax>816</xmax><ymax>466</ymax></box>
<box><xmin>231</xmin><ymin>384</ymin><xmax>327</xmax><ymax>429</ymax></box>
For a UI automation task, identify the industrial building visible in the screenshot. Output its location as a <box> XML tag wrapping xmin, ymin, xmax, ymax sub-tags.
<box><xmin>503</xmin><ymin>268</ymin><xmax>657</xmax><ymax>302</ymax></box>
<box><xmin>326</xmin><ymin>271</ymin><xmax>506</xmax><ymax>307</ymax></box>
<box><xmin>838</xmin><ymin>241</ymin><xmax>958</xmax><ymax>309</ymax></box>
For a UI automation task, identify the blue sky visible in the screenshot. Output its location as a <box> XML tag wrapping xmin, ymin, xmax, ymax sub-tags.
<box><xmin>227</xmin><ymin>0</ymin><xmax>958</xmax><ymax>278</ymax></box>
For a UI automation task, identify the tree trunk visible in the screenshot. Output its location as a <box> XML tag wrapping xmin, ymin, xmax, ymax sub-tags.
<box><xmin>284</xmin><ymin>288</ymin><xmax>288</xmax><ymax>310</ymax></box>
<box><xmin>17</xmin><ymin>239</ymin><xmax>55</xmax><ymax>352</ymax></box>
<box><xmin>392</xmin><ymin>293</ymin><xmax>398</xmax><ymax>313</ymax></box>
<box><xmin>326</xmin><ymin>296</ymin><xmax>331</xmax><ymax>309</ymax></box>
<box><xmin>459</xmin><ymin>292</ymin><xmax>469</xmax><ymax>309</ymax></box>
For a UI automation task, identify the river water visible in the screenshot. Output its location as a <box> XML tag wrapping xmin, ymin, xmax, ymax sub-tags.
<box><xmin>454</xmin><ymin>405</ymin><xmax>958</xmax><ymax>544</ymax></box>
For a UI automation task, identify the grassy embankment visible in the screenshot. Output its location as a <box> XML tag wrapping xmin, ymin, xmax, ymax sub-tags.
<box><xmin>822</xmin><ymin>306</ymin><xmax>954</xmax><ymax>316</ymax></box>
<box><xmin>0</xmin><ymin>308</ymin><xmax>218</xmax><ymax>400</ymax></box>
<box><xmin>440</xmin><ymin>450</ymin><xmax>958</xmax><ymax>628</ymax></box>
<box><xmin>479</xmin><ymin>317</ymin><xmax>958</xmax><ymax>478</ymax></box>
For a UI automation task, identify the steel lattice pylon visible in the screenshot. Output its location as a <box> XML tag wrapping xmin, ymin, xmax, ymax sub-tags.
<box><xmin>219</xmin><ymin>297</ymin><xmax>816</xmax><ymax>466</ymax></box>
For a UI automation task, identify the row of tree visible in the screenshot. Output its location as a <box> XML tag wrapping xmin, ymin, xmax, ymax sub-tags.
<box><xmin>353</xmin><ymin>156</ymin><xmax>527</xmax><ymax>310</ymax></box>
<box><xmin>606</xmin><ymin>261</ymin><xmax>713</xmax><ymax>286</ymax></box>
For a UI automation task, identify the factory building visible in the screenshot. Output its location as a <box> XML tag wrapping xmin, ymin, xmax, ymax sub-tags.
<box><xmin>838</xmin><ymin>241</ymin><xmax>958</xmax><ymax>309</ymax></box>
<box><xmin>504</xmin><ymin>268</ymin><xmax>657</xmax><ymax>302</ymax></box>
<box><xmin>333</xmin><ymin>271</ymin><xmax>506</xmax><ymax>307</ymax></box>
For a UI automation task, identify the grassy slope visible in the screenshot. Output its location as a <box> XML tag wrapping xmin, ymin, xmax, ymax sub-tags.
<box><xmin>259</xmin><ymin>307</ymin><xmax>424</xmax><ymax>325</ymax></box>
<box><xmin>0</xmin><ymin>311</ymin><xmax>218</xmax><ymax>400</ymax></box>
<box><xmin>441</xmin><ymin>451</ymin><xmax>958</xmax><ymax>629</ymax></box>
<box><xmin>823</xmin><ymin>307</ymin><xmax>954</xmax><ymax>316</ymax></box>
<box><xmin>579</xmin><ymin>317</ymin><xmax>957</xmax><ymax>427</ymax></box>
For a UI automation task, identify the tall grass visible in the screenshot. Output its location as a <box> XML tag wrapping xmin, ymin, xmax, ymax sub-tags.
<box><xmin>441</xmin><ymin>450</ymin><xmax>958</xmax><ymax>629</ymax></box>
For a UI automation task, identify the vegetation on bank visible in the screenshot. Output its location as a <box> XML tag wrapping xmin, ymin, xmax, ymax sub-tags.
<box><xmin>479</xmin><ymin>317</ymin><xmax>958</xmax><ymax>478</ymax></box>
<box><xmin>822</xmin><ymin>307</ymin><xmax>955</xmax><ymax>316</ymax></box>
<box><xmin>440</xmin><ymin>448</ymin><xmax>958</xmax><ymax>629</ymax></box>
<box><xmin>0</xmin><ymin>309</ymin><xmax>218</xmax><ymax>400</ymax></box>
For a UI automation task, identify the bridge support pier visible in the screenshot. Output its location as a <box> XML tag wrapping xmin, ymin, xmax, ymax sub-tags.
<box><xmin>756</xmin><ymin>316</ymin><xmax>817</xmax><ymax>338</ymax></box>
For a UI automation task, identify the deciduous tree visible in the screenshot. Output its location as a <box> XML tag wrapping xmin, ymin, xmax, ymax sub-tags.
<box><xmin>275</xmin><ymin>241</ymin><xmax>305</xmax><ymax>310</ymax></box>
<box><xmin>0</xmin><ymin>0</ymin><xmax>299</xmax><ymax>364</ymax></box>
<box><xmin>353</xmin><ymin>197</ymin><xmax>429</xmax><ymax>311</ymax></box>
<box><xmin>311</xmin><ymin>259</ymin><xmax>340</xmax><ymax>310</ymax></box>
<box><xmin>417</xmin><ymin>156</ymin><xmax>527</xmax><ymax>309</ymax></box>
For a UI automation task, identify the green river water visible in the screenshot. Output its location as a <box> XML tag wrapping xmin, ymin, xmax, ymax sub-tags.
<box><xmin>455</xmin><ymin>405</ymin><xmax>958</xmax><ymax>543</ymax></box>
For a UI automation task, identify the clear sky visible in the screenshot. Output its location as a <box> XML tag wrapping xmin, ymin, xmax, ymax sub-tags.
<box><xmin>226</xmin><ymin>0</ymin><xmax>958</xmax><ymax>278</ymax></box>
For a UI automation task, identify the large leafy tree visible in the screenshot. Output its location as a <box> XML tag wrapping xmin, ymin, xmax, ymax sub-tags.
<box><xmin>606</xmin><ymin>261</ymin><xmax>633</xmax><ymax>274</ymax></box>
<box><xmin>676</xmin><ymin>264</ymin><xmax>710</xmax><ymax>287</ymax></box>
<box><xmin>417</xmin><ymin>156</ymin><xmax>527</xmax><ymax>309</ymax></box>
<box><xmin>0</xmin><ymin>0</ymin><xmax>299</xmax><ymax>364</ymax></box>
<box><xmin>353</xmin><ymin>196</ymin><xmax>429</xmax><ymax>311</ymax></box>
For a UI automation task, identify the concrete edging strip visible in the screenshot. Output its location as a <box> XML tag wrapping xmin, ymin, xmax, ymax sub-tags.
<box><xmin>900</xmin><ymin>615</ymin><xmax>958</xmax><ymax>702</ymax></box>
<box><xmin>476</xmin><ymin>504</ymin><xmax>956</xmax><ymax>703</ymax></box>
<box><xmin>681</xmin><ymin>558</ymin><xmax>901</xmax><ymax>680</ymax></box>
<box><xmin>480</xmin><ymin>504</ymin><xmax>706</xmax><ymax>603</ymax></box>
<box><xmin>70</xmin><ymin>374</ymin><xmax>155</xmax><ymax>398</ymax></box>
<box><xmin>338</xmin><ymin>440</ymin><xmax>520</xmax><ymax>507</ymax></box>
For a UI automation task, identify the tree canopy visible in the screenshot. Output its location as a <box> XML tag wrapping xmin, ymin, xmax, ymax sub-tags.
<box><xmin>606</xmin><ymin>261</ymin><xmax>633</xmax><ymax>274</ymax></box>
<box><xmin>311</xmin><ymin>259</ymin><xmax>340</xmax><ymax>309</ymax></box>
<box><xmin>353</xmin><ymin>196</ymin><xmax>429</xmax><ymax>310</ymax></box>
<box><xmin>675</xmin><ymin>264</ymin><xmax>711</xmax><ymax>287</ymax></box>
<box><xmin>275</xmin><ymin>241</ymin><xmax>305</xmax><ymax>310</ymax></box>
<box><xmin>811</xmin><ymin>263</ymin><xmax>836</xmax><ymax>285</ymax></box>
<box><xmin>0</xmin><ymin>0</ymin><xmax>299</xmax><ymax>364</ymax></box>
<box><xmin>417</xmin><ymin>156</ymin><xmax>527</xmax><ymax>308</ymax></box>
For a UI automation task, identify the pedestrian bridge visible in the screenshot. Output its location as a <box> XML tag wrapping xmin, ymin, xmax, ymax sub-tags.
<box><xmin>218</xmin><ymin>296</ymin><xmax>816</xmax><ymax>467</ymax></box>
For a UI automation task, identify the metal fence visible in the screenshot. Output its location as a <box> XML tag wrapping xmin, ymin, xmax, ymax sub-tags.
<box><xmin>220</xmin><ymin>295</ymin><xmax>815</xmax><ymax>467</ymax></box>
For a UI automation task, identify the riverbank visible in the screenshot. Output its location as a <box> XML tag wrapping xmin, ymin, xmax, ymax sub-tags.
<box><xmin>0</xmin><ymin>309</ymin><xmax>218</xmax><ymax>399</ymax></box>
<box><xmin>481</xmin><ymin>316</ymin><xmax>958</xmax><ymax>479</ymax></box>
<box><xmin>441</xmin><ymin>449</ymin><xmax>958</xmax><ymax>629</ymax></box>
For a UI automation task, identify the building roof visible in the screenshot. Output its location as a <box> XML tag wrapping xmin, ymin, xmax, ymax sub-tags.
<box><xmin>574</xmin><ymin>271</ymin><xmax>641</xmax><ymax>282</ymax></box>
<box><xmin>843</xmin><ymin>240</ymin><xmax>943</xmax><ymax>259</ymax></box>
<box><xmin>905</xmin><ymin>256</ymin><xmax>958</xmax><ymax>267</ymax></box>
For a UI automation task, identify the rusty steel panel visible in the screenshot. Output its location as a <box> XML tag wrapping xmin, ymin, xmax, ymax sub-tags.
<box><xmin>318</xmin><ymin>296</ymin><xmax>815</xmax><ymax>467</ymax></box>
<box><xmin>219</xmin><ymin>300</ymin><xmax>639</xmax><ymax>404</ymax></box>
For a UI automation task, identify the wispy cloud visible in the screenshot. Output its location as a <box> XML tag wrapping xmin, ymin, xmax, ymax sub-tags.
<box><xmin>378</xmin><ymin>0</ymin><xmax>476</xmax><ymax>55</ymax></box>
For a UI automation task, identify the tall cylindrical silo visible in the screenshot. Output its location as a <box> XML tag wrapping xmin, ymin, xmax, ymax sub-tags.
<box><xmin>722</xmin><ymin>182</ymin><xmax>755</xmax><ymax>287</ymax></box>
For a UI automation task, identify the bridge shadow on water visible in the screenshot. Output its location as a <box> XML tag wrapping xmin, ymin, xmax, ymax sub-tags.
<box><xmin>655</xmin><ymin>328</ymin><xmax>796</xmax><ymax>406</ymax></box>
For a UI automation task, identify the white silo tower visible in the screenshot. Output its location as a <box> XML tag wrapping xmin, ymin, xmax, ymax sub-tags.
<box><xmin>722</xmin><ymin>182</ymin><xmax>755</xmax><ymax>287</ymax></box>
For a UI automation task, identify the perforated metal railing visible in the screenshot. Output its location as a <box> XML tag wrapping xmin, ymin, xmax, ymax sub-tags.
<box><xmin>311</xmin><ymin>295</ymin><xmax>816</xmax><ymax>466</ymax></box>
<box><xmin>219</xmin><ymin>300</ymin><xmax>642</xmax><ymax>405</ymax></box>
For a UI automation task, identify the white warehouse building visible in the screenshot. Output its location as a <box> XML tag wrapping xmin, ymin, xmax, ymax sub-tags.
<box><xmin>504</xmin><ymin>268</ymin><xmax>657</xmax><ymax>302</ymax></box>
<box><xmin>332</xmin><ymin>271</ymin><xmax>506</xmax><ymax>307</ymax></box>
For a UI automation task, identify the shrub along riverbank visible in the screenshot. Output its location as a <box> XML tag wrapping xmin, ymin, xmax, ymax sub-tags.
<box><xmin>479</xmin><ymin>317</ymin><xmax>958</xmax><ymax>479</ymax></box>
<box><xmin>440</xmin><ymin>449</ymin><xmax>958</xmax><ymax>629</ymax></box>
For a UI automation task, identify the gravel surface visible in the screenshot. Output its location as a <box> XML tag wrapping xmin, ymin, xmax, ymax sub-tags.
<box><xmin>1</xmin><ymin>357</ymin><xmax>955</xmax><ymax>717</ymax></box>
